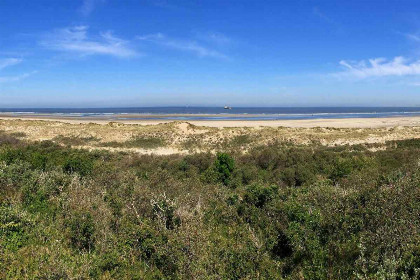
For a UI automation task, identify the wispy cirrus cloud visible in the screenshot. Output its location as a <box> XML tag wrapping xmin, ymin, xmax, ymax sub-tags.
<box><xmin>0</xmin><ymin>58</ymin><xmax>23</xmax><ymax>70</ymax></box>
<box><xmin>40</xmin><ymin>26</ymin><xmax>138</xmax><ymax>58</ymax></box>
<box><xmin>404</xmin><ymin>33</ymin><xmax>420</xmax><ymax>42</ymax></box>
<box><xmin>335</xmin><ymin>56</ymin><xmax>420</xmax><ymax>78</ymax></box>
<box><xmin>145</xmin><ymin>0</ymin><xmax>177</xmax><ymax>9</ymax></box>
<box><xmin>313</xmin><ymin>7</ymin><xmax>333</xmax><ymax>23</ymax></box>
<box><xmin>137</xmin><ymin>33</ymin><xmax>228</xmax><ymax>59</ymax></box>
<box><xmin>79</xmin><ymin>0</ymin><xmax>105</xmax><ymax>16</ymax></box>
<box><xmin>0</xmin><ymin>57</ymin><xmax>35</xmax><ymax>84</ymax></box>
<box><xmin>196</xmin><ymin>32</ymin><xmax>232</xmax><ymax>46</ymax></box>
<box><xmin>0</xmin><ymin>71</ymin><xmax>37</xmax><ymax>84</ymax></box>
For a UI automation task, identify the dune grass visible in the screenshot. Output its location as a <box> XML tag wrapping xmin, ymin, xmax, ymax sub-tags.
<box><xmin>101</xmin><ymin>136</ymin><xmax>166</xmax><ymax>149</ymax></box>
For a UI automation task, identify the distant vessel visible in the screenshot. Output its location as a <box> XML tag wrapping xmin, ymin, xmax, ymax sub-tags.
<box><xmin>224</xmin><ymin>106</ymin><xmax>232</xmax><ymax>110</ymax></box>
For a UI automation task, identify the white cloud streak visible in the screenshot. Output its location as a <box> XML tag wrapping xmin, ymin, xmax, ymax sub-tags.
<box><xmin>0</xmin><ymin>58</ymin><xmax>35</xmax><ymax>84</ymax></box>
<box><xmin>313</xmin><ymin>7</ymin><xmax>333</xmax><ymax>23</ymax></box>
<box><xmin>0</xmin><ymin>58</ymin><xmax>23</xmax><ymax>70</ymax></box>
<box><xmin>336</xmin><ymin>56</ymin><xmax>420</xmax><ymax>78</ymax></box>
<box><xmin>405</xmin><ymin>33</ymin><xmax>420</xmax><ymax>42</ymax></box>
<box><xmin>137</xmin><ymin>33</ymin><xmax>228</xmax><ymax>59</ymax></box>
<box><xmin>80</xmin><ymin>0</ymin><xmax>104</xmax><ymax>16</ymax></box>
<box><xmin>40</xmin><ymin>26</ymin><xmax>137</xmax><ymax>58</ymax></box>
<box><xmin>196</xmin><ymin>32</ymin><xmax>232</xmax><ymax>46</ymax></box>
<box><xmin>0</xmin><ymin>71</ymin><xmax>36</xmax><ymax>83</ymax></box>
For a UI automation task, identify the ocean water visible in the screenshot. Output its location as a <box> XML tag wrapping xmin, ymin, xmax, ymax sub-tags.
<box><xmin>0</xmin><ymin>107</ymin><xmax>419</xmax><ymax>120</ymax></box>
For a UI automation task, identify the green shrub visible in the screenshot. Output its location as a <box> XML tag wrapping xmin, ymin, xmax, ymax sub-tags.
<box><xmin>0</xmin><ymin>148</ymin><xmax>24</xmax><ymax>165</ymax></box>
<box><xmin>294</xmin><ymin>164</ymin><xmax>316</xmax><ymax>186</ymax></box>
<box><xmin>29</xmin><ymin>152</ymin><xmax>48</xmax><ymax>171</ymax></box>
<box><xmin>91</xmin><ymin>250</ymin><xmax>122</xmax><ymax>277</ymax></box>
<box><xmin>125</xmin><ymin>222</ymin><xmax>179</xmax><ymax>277</ymax></box>
<box><xmin>21</xmin><ymin>185</ymin><xmax>51</xmax><ymax>214</ymax></box>
<box><xmin>0</xmin><ymin>205</ymin><xmax>32</xmax><ymax>251</ymax></box>
<box><xmin>244</xmin><ymin>184</ymin><xmax>278</xmax><ymax>208</ymax></box>
<box><xmin>178</xmin><ymin>159</ymin><xmax>189</xmax><ymax>172</ymax></box>
<box><xmin>151</xmin><ymin>194</ymin><xmax>180</xmax><ymax>230</ymax></box>
<box><xmin>239</xmin><ymin>164</ymin><xmax>260</xmax><ymax>185</ymax></box>
<box><xmin>226</xmin><ymin>194</ymin><xmax>239</xmax><ymax>205</ymax></box>
<box><xmin>126</xmin><ymin>223</ymin><xmax>164</xmax><ymax>260</ymax></box>
<box><xmin>281</xmin><ymin>167</ymin><xmax>296</xmax><ymax>186</ymax></box>
<box><xmin>67</xmin><ymin>211</ymin><xmax>96</xmax><ymax>251</ymax></box>
<box><xmin>271</xmin><ymin>230</ymin><xmax>293</xmax><ymax>259</ymax></box>
<box><xmin>201</xmin><ymin>166</ymin><xmax>220</xmax><ymax>183</ymax></box>
<box><xmin>215</xmin><ymin>153</ymin><xmax>235</xmax><ymax>186</ymax></box>
<box><xmin>184</xmin><ymin>153</ymin><xmax>213</xmax><ymax>172</ymax></box>
<box><xmin>0</xmin><ymin>132</ymin><xmax>419</xmax><ymax>279</ymax></box>
<box><xmin>330</xmin><ymin>157</ymin><xmax>354</xmax><ymax>182</ymax></box>
<box><xmin>63</xmin><ymin>155</ymin><xmax>93</xmax><ymax>176</ymax></box>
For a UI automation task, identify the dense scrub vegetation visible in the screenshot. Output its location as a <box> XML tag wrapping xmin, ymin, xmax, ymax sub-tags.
<box><xmin>0</xmin><ymin>132</ymin><xmax>419</xmax><ymax>279</ymax></box>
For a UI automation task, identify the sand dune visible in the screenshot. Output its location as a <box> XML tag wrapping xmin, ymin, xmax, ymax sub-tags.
<box><xmin>0</xmin><ymin>117</ymin><xmax>419</xmax><ymax>155</ymax></box>
<box><xmin>0</xmin><ymin>115</ymin><xmax>419</xmax><ymax>128</ymax></box>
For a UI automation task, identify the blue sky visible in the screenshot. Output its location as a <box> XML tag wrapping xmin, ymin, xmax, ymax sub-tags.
<box><xmin>1</xmin><ymin>0</ymin><xmax>420</xmax><ymax>107</ymax></box>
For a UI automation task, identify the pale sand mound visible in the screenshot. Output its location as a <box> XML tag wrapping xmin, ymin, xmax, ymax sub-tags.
<box><xmin>1</xmin><ymin>115</ymin><xmax>420</xmax><ymax>128</ymax></box>
<box><xmin>0</xmin><ymin>118</ymin><xmax>419</xmax><ymax>155</ymax></box>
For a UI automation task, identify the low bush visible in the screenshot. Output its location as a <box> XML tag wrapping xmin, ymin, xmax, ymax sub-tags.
<box><xmin>0</xmin><ymin>136</ymin><xmax>419</xmax><ymax>279</ymax></box>
<box><xmin>0</xmin><ymin>205</ymin><xmax>32</xmax><ymax>251</ymax></box>
<box><xmin>243</xmin><ymin>184</ymin><xmax>278</xmax><ymax>208</ymax></box>
<box><xmin>63</xmin><ymin>155</ymin><xmax>94</xmax><ymax>176</ymax></box>
<box><xmin>66</xmin><ymin>211</ymin><xmax>96</xmax><ymax>252</ymax></box>
<box><xmin>151</xmin><ymin>194</ymin><xmax>181</xmax><ymax>230</ymax></box>
<box><xmin>215</xmin><ymin>152</ymin><xmax>235</xmax><ymax>186</ymax></box>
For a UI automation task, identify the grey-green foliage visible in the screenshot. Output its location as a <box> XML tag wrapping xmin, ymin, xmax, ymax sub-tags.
<box><xmin>0</xmin><ymin>138</ymin><xmax>419</xmax><ymax>279</ymax></box>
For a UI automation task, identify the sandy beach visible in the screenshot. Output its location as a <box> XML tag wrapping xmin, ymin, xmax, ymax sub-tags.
<box><xmin>0</xmin><ymin>114</ymin><xmax>419</xmax><ymax>128</ymax></box>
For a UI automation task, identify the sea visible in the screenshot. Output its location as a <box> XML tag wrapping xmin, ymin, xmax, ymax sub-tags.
<box><xmin>0</xmin><ymin>107</ymin><xmax>419</xmax><ymax>121</ymax></box>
